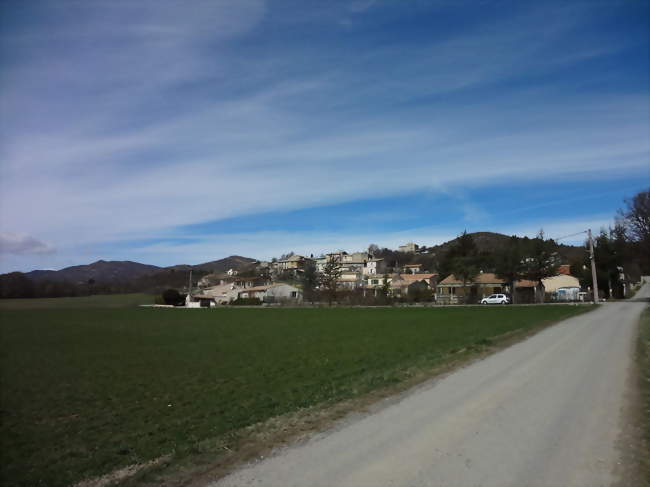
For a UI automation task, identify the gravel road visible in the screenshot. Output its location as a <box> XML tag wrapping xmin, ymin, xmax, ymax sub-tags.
<box><xmin>212</xmin><ymin>286</ymin><xmax>649</xmax><ymax>487</ymax></box>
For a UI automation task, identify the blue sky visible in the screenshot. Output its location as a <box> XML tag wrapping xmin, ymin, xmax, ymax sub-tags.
<box><xmin>0</xmin><ymin>0</ymin><xmax>648</xmax><ymax>272</ymax></box>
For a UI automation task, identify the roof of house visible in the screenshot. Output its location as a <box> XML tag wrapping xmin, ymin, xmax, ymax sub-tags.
<box><xmin>557</xmin><ymin>264</ymin><xmax>572</xmax><ymax>276</ymax></box>
<box><xmin>278</xmin><ymin>255</ymin><xmax>305</xmax><ymax>263</ymax></box>
<box><xmin>438</xmin><ymin>272</ymin><xmax>505</xmax><ymax>285</ymax></box>
<box><xmin>241</xmin><ymin>283</ymin><xmax>299</xmax><ymax>292</ymax></box>
<box><xmin>404</xmin><ymin>264</ymin><xmax>422</xmax><ymax>268</ymax></box>
<box><xmin>240</xmin><ymin>285</ymin><xmax>274</xmax><ymax>292</ymax></box>
<box><xmin>391</xmin><ymin>279</ymin><xmax>430</xmax><ymax>289</ymax></box>
<box><xmin>514</xmin><ymin>279</ymin><xmax>537</xmax><ymax>288</ymax></box>
<box><xmin>192</xmin><ymin>294</ymin><xmax>214</xmax><ymax>300</ymax></box>
<box><xmin>200</xmin><ymin>283</ymin><xmax>241</xmax><ymax>297</ymax></box>
<box><xmin>400</xmin><ymin>273</ymin><xmax>436</xmax><ymax>281</ymax></box>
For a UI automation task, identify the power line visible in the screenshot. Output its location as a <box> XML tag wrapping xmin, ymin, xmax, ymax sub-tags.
<box><xmin>553</xmin><ymin>230</ymin><xmax>588</xmax><ymax>242</ymax></box>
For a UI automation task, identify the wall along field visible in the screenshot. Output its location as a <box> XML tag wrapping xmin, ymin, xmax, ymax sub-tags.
<box><xmin>0</xmin><ymin>296</ymin><xmax>592</xmax><ymax>486</ymax></box>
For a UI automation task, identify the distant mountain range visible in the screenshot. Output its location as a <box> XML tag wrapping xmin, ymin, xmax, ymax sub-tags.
<box><xmin>25</xmin><ymin>260</ymin><xmax>162</xmax><ymax>284</ymax></box>
<box><xmin>21</xmin><ymin>256</ymin><xmax>257</xmax><ymax>284</ymax></box>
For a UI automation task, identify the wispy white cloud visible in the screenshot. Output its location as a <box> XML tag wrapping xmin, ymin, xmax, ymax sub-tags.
<box><xmin>0</xmin><ymin>1</ymin><xmax>646</xmax><ymax>272</ymax></box>
<box><xmin>0</xmin><ymin>233</ymin><xmax>55</xmax><ymax>255</ymax></box>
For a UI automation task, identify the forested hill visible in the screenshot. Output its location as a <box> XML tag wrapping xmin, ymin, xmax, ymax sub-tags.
<box><xmin>429</xmin><ymin>232</ymin><xmax>585</xmax><ymax>262</ymax></box>
<box><xmin>25</xmin><ymin>260</ymin><xmax>162</xmax><ymax>284</ymax></box>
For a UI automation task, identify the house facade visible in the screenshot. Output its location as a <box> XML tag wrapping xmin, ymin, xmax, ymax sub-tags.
<box><xmin>363</xmin><ymin>258</ymin><xmax>386</xmax><ymax>276</ymax></box>
<box><xmin>275</xmin><ymin>255</ymin><xmax>309</xmax><ymax>272</ymax></box>
<box><xmin>403</xmin><ymin>264</ymin><xmax>422</xmax><ymax>274</ymax></box>
<box><xmin>237</xmin><ymin>283</ymin><xmax>302</xmax><ymax>303</ymax></box>
<box><xmin>541</xmin><ymin>274</ymin><xmax>581</xmax><ymax>293</ymax></box>
<box><xmin>198</xmin><ymin>274</ymin><xmax>269</xmax><ymax>289</ymax></box>
<box><xmin>337</xmin><ymin>271</ymin><xmax>364</xmax><ymax>289</ymax></box>
<box><xmin>542</xmin><ymin>274</ymin><xmax>582</xmax><ymax>301</ymax></box>
<box><xmin>390</xmin><ymin>273</ymin><xmax>437</xmax><ymax>297</ymax></box>
<box><xmin>437</xmin><ymin>272</ymin><xmax>507</xmax><ymax>304</ymax></box>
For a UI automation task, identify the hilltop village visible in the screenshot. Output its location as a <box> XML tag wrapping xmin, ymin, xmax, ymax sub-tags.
<box><xmin>185</xmin><ymin>236</ymin><xmax>595</xmax><ymax>307</ymax></box>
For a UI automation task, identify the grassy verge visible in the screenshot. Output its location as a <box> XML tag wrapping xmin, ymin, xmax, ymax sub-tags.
<box><xmin>0</xmin><ymin>293</ymin><xmax>154</xmax><ymax>310</ymax></box>
<box><xmin>0</xmin><ymin>304</ymin><xmax>592</xmax><ymax>486</ymax></box>
<box><xmin>638</xmin><ymin>308</ymin><xmax>650</xmax><ymax>485</ymax></box>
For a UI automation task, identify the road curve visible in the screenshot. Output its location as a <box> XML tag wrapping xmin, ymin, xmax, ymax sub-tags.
<box><xmin>212</xmin><ymin>286</ymin><xmax>649</xmax><ymax>487</ymax></box>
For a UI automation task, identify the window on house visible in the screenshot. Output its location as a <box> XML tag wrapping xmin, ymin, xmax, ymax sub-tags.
<box><xmin>290</xmin><ymin>291</ymin><xmax>297</xmax><ymax>297</ymax></box>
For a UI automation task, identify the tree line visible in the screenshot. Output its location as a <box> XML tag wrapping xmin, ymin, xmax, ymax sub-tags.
<box><xmin>0</xmin><ymin>268</ymin><xmax>209</xmax><ymax>300</ymax></box>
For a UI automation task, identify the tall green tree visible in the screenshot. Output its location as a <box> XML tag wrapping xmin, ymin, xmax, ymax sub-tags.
<box><xmin>379</xmin><ymin>273</ymin><xmax>391</xmax><ymax>303</ymax></box>
<box><xmin>452</xmin><ymin>255</ymin><xmax>480</xmax><ymax>303</ymax></box>
<box><xmin>320</xmin><ymin>255</ymin><xmax>342</xmax><ymax>306</ymax></box>
<box><xmin>494</xmin><ymin>236</ymin><xmax>525</xmax><ymax>304</ymax></box>
<box><xmin>443</xmin><ymin>231</ymin><xmax>480</xmax><ymax>303</ymax></box>
<box><xmin>300</xmin><ymin>260</ymin><xmax>319</xmax><ymax>304</ymax></box>
<box><xmin>522</xmin><ymin>230</ymin><xmax>560</xmax><ymax>302</ymax></box>
<box><xmin>585</xmin><ymin>226</ymin><xmax>630</xmax><ymax>298</ymax></box>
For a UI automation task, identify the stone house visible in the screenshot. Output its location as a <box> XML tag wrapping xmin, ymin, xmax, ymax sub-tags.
<box><xmin>398</xmin><ymin>242</ymin><xmax>419</xmax><ymax>253</ymax></box>
<box><xmin>390</xmin><ymin>273</ymin><xmax>437</xmax><ymax>297</ymax></box>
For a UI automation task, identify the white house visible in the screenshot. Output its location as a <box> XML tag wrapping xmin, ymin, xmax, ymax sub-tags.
<box><xmin>237</xmin><ymin>283</ymin><xmax>302</xmax><ymax>303</ymax></box>
<box><xmin>363</xmin><ymin>258</ymin><xmax>386</xmax><ymax>276</ymax></box>
<box><xmin>541</xmin><ymin>274</ymin><xmax>581</xmax><ymax>293</ymax></box>
<box><xmin>552</xmin><ymin>287</ymin><xmax>582</xmax><ymax>301</ymax></box>
<box><xmin>364</xmin><ymin>274</ymin><xmax>393</xmax><ymax>294</ymax></box>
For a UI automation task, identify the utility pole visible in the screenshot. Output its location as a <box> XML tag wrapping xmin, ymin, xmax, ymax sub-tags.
<box><xmin>588</xmin><ymin>229</ymin><xmax>599</xmax><ymax>304</ymax></box>
<box><xmin>188</xmin><ymin>269</ymin><xmax>193</xmax><ymax>298</ymax></box>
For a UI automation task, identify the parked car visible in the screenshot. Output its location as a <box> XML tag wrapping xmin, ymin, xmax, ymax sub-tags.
<box><xmin>481</xmin><ymin>294</ymin><xmax>510</xmax><ymax>305</ymax></box>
